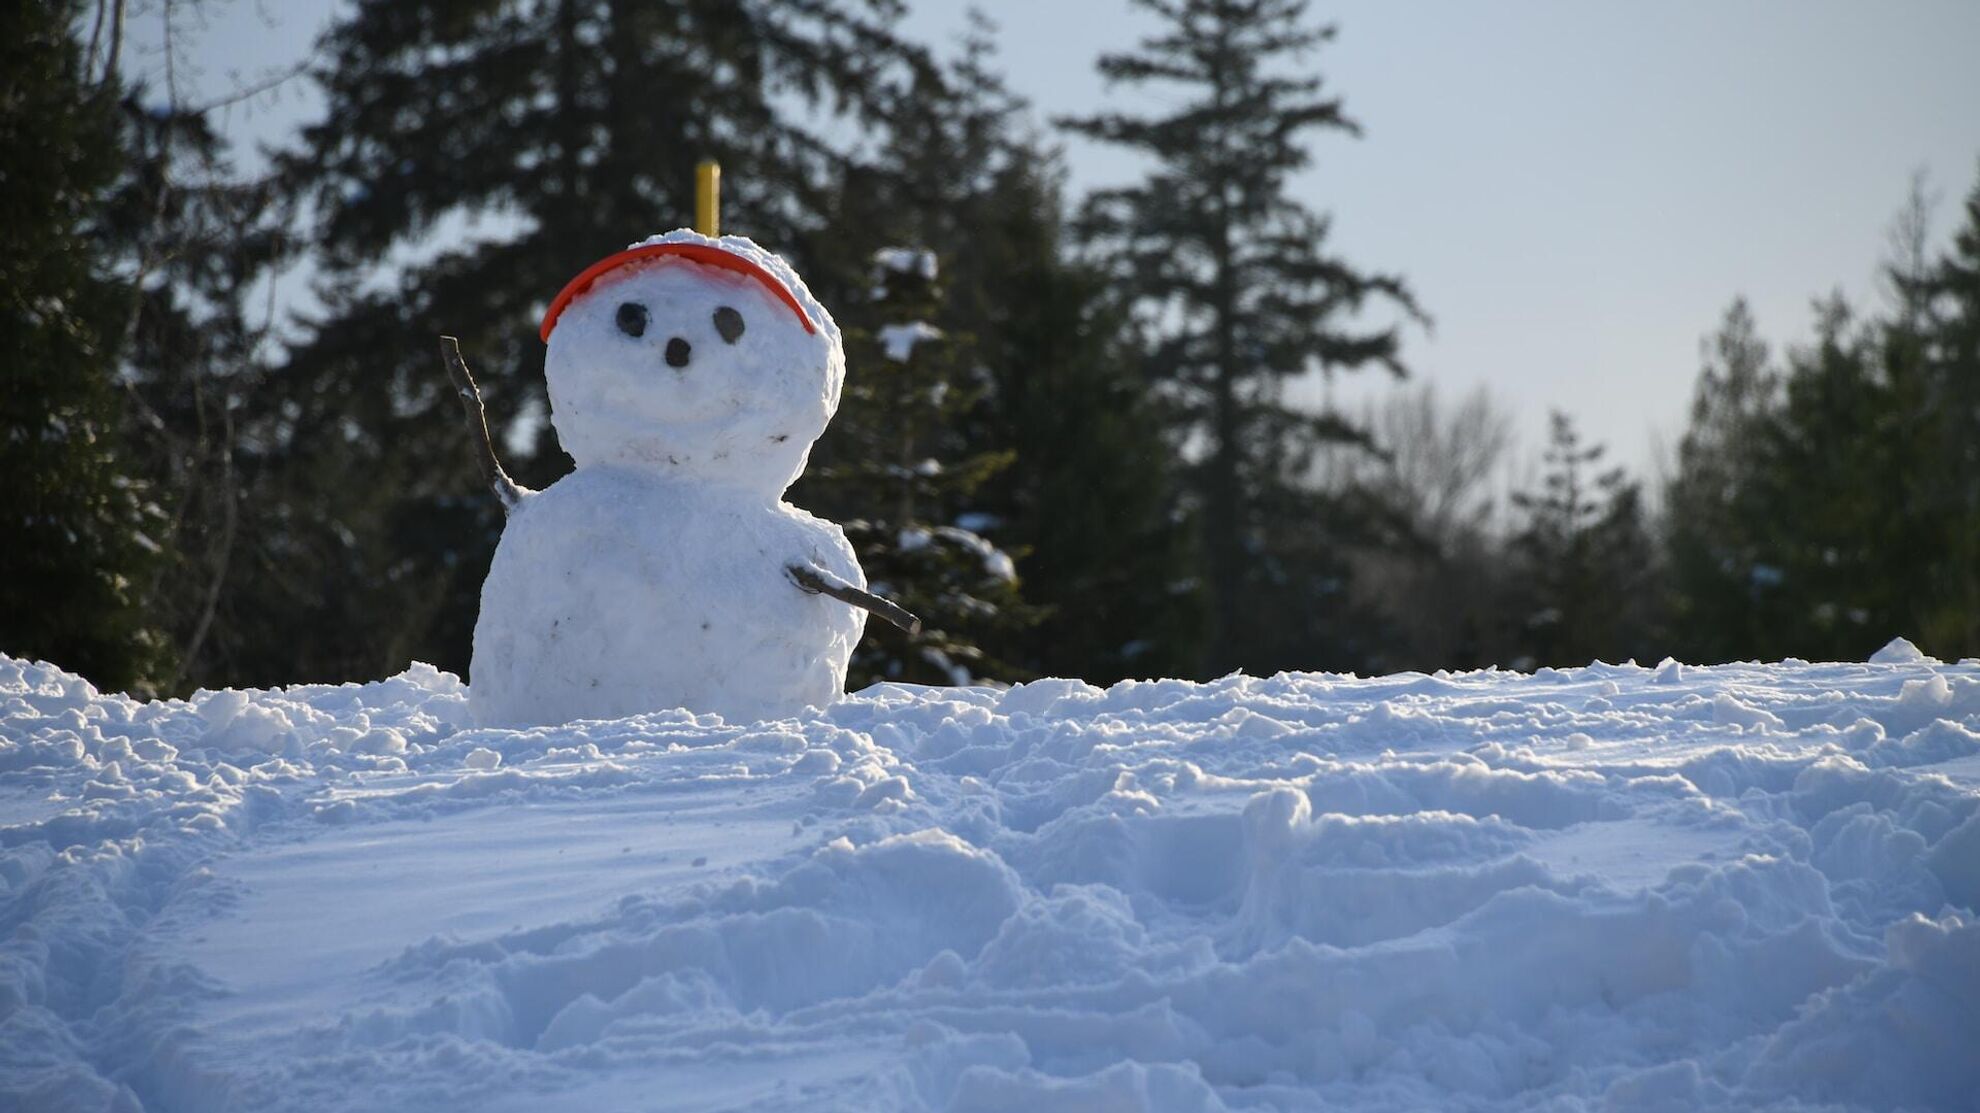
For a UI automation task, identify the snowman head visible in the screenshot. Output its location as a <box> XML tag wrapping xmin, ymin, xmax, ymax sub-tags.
<box><xmin>541</xmin><ymin>230</ymin><xmax>843</xmax><ymax>497</ymax></box>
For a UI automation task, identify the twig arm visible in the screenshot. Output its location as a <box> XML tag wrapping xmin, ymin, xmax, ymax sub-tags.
<box><xmin>787</xmin><ymin>563</ymin><xmax>922</xmax><ymax>635</ymax></box>
<box><xmin>439</xmin><ymin>336</ymin><xmax>525</xmax><ymax>512</ymax></box>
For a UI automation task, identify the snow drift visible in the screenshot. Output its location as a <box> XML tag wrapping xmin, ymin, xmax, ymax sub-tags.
<box><xmin>3</xmin><ymin>644</ymin><xmax>1978</xmax><ymax>1111</ymax></box>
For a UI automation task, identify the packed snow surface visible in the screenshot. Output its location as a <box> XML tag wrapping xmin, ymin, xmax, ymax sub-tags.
<box><xmin>476</xmin><ymin>229</ymin><xmax>863</xmax><ymax>727</ymax></box>
<box><xmin>4</xmin><ymin>644</ymin><xmax>1979</xmax><ymax>1112</ymax></box>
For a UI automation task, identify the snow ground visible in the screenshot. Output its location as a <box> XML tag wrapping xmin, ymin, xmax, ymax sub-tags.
<box><xmin>3</xmin><ymin>644</ymin><xmax>1979</xmax><ymax>1112</ymax></box>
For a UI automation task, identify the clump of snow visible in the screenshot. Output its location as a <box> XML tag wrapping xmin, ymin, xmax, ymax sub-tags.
<box><xmin>936</xmin><ymin>525</ymin><xmax>1017</xmax><ymax>582</ymax></box>
<box><xmin>873</xmin><ymin>246</ymin><xmax>939</xmax><ymax>282</ymax></box>
<box><xmin>1871</xmin><ymin>635</ymin><xmax>1935</xmax><ymax>665</ymax></box>
<box><xmin>896</xmin><ymin>525</ymin><xmax>1017</xmax><ymax>582</ymax></box>
<box><xmin>3</xmin><ymin>649</ymin><xmax>1978</xmax><ymax>1112</ymax></box>
<box><xmin>879</xmin><ymin>320</ymin><xmax>945</xmax><ymax>362</ymax></box>
<box><xmin>1713</xmin><ymin>690</ymin><xmax>1786</xmax><ymax>731</ymax></box>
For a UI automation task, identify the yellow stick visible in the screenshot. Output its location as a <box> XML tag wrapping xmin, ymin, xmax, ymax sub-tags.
<box><xmin>695</xmin><ymin>160</ymin><xmax>720</xmax><ymax>237</ymax></box>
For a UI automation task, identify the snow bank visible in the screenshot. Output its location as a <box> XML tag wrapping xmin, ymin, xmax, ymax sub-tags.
<box><xmin>3</xmin><ymin>646</ymin><xmax>1978</xmax><ymax>1111</ymax></box>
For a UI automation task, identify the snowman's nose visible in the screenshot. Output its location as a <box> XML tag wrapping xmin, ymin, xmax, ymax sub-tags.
<box><xmin>665</xmin><ymin>337</ymin><xmax>691</xmax><ymax>369</ymax></box>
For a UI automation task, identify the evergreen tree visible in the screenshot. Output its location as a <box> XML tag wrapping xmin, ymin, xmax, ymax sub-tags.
<box><xmin>962</xmin><ymin>157</ymin><xmax>1206</xmax><ymax>683</ymax></box>
<box><xmin>1668</xmin><ymin>293</ymin><xmax>1948</xmax><ymax>664</ymax></box>
<box><xmin>1059</xmin><ymin>0</ymin><xmax>1425</xmax><ymax>674</ymax></box>
<box><xmin>1510</xmin><ymin>413</ymin><xmax>1656</xmax><ymax>667</ymax></box>
<box><xmin>263</xmin><ymin>0</ymin><xmax>930</xmax><ymax>683</ymax></box>
<box><xmin>1663</xmin><ymin>172</ymin><xmax>1980</xmax><ymax>664</ymax></box>
<box><xmin>0</xmin><ymin>2</ymin><xmax>170</xmax><ymax>691</ymax></box>
<box><xmin>791</xmin><ymin>28</ymin><xmax>1035</xmax><ymax>687</ymax></box>
<box><xmin>803</xmin><ymin>248</ymin><xmax>1035</xmax><ymax>686</ymax></box>
<box><xmin>1906</xmin><ymin>169</ymin><xmax>1980</xmax><ymax>654</ymax></box>
<box><xmin>800</xmin><ymin>18</ymin><xmax>1199</xmax><ymax>684</ymax></box>
<box><xmin>1664</xmin><ymin>298</ymin><xmax>1783</xmax><ymax>662</ymax></box>
<box><xmin>1758</xmin><ymin>296</ymin><xmax>1929</xmax><ymax>660</ymax></box>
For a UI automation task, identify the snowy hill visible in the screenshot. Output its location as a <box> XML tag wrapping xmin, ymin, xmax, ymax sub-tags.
<box><xmin>3</xmin><ymin>647</ymin><xmax>1979</xmax><ymax>1112</ymax></box>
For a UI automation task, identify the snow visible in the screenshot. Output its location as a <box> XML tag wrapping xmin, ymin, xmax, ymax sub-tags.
<box><xmin>3</xmin><ymin>641</ymin><xmax>1979</xmax><ymax>1111</ymax></box>
<box><xmin>879</xmin><ymin>320</ymin><xmax>945</xmax><ymax>362</ymax></box>
<box><xmin>874</xmin><ymin>247</ymin><xmax>939</xmax><ymax>283</ymax></box>
<box><xmin>476</xmin><ymin>230</ymin><xmax>862</xmax><ymax>727</ymax></box>
<box><xmin>538</xmin><ymin>229</ymin><xmax>841</xmax><ymax>493</ymax></box>
<box><xmin>471</xmin><ymin>469</ymin><xmax>864</xmax><ymax>727</ymax></box>
<box><xmin>933</xmin><ymin>525</ymin><xmax>1016</xmax><ymax>582</ymax></box>
<box><xmin>896</xmin><ymin>526</ymin><xmax>1018</xmax><ymax>583</ymax></box>
<box><xmin>1870</xmin><ymin>636</ymin><xmax>1934</xmax><ymax>665</ymax></box>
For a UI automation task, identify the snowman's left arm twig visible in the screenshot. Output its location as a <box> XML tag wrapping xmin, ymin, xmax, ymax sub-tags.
<box><xmin>439</xmin><ymin>336</ymin><xmax>525</xmax><ymax>513</ymax></box>
<box><xmin>787</xmin><ymin>564</ymin><xmax>922</xmax><ymax>635</ymax></box>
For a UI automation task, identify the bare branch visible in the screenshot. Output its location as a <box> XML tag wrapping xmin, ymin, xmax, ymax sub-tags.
<box><xmin>186</xmin><ymin>61</ymin><xmax>312</xmax><ymax>116</ymax></box>
<box><xmin>438</xmin><ymin>336</ymin><xmax>525</xmax><ymax>512</ymax></box>
<box><xmin>85</xmin><ymin>0</ymin><xmax>109</xmax><ymax>83</ymax></box>
<box><xmin>104</xmin><ymin>0</ymin><xmax>126</xmax><ymax>87</ymax></box>
<box><xmin>787</xmin><ymin>563</ymin><xmax>922</xmax><ymax>634</ymax></box>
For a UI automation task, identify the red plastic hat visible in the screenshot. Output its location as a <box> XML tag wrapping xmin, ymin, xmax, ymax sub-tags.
<box><xmin>540</xmin><ymin>241</ymin><xmax>817</xmax><ymax>343</ymax></box>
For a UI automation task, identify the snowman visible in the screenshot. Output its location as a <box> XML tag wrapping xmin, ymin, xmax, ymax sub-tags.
<box><xmin>458</xmin><ymin>229</ymin><xmax>912</xmax><ymax>728</ymax></box>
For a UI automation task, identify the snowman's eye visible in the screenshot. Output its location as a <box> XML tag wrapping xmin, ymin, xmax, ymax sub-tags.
<box><xmin>713</xmin><ymin>306</ymin><xmax>745</xmax><ymax>344</ymax></box>
<box><xmin>616</xmin><ymin>302</ymin><xmax>648</xmax><ymax>338</ymax></box>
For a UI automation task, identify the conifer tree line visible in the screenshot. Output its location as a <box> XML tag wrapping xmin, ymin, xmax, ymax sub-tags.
<box><xmin>4</xmin><ymin>0</ymin><xmax>1977</xmax><ymax>697</ymax></box>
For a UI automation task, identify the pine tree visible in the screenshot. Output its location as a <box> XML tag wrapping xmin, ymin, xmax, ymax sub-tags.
<box><xmin>1662</xmin><ymin>176</ymin><xmax>1980</xmax><ymax>664</ymax></box>
<box><xmin>788</xmin><ymin>24</ymin><xmax>1033</xmax><ymax>686</ymax></box>
<box><xmin>1510</xmin><ymin>413</ymin><xmax>1656</xmax><ymax>667</ymax></box>
<box><xmin>1757</xmin><ymin>297</ymin><xmax>1908</xmax><ymax>660</ymax></box>
<box><xmin>961</xmin><ymin>156</ymin><xmax>1206</xmax><ymax>683</ymax></box>
<box><xmin>264</xmin><ymin>0</ymin><xmax>930</xmax><ymax>682</ymax></box>
<box><xmin>0</xmin><ymin>1</ymin><xmax>170</xmax><ymax>691</ymax></box>
<box><xmin>1664</xmin><ymin>298</ymin><xmax>1784</xmax><ymax>663</ymax></box>
<box><xmin>803</xmin><ymin>248</ymin><xmax>1036</xmax><ymax>686</ymax></box>
<box><xmin>799</xmin><ymin>19</ymin><xmax>1199</xmax><ymax>684</ymax></box>
<box><xmin>1059</xmin><ymin>0</ymin><xmax>1425</xmax><ymax>674</ymax></box>
<box><xmin>1907</xmin><ymin>168</ymin><xmax>1980</xmax><ymax>654</ymax></box>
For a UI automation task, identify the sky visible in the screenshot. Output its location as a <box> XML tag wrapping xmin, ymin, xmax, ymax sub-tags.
<box><xmin>132</xmin><ymin>0</ymin><xmax>1980</xmax><ymax>476</ymax></box>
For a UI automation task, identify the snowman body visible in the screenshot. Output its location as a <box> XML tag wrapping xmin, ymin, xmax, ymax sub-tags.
<box><xmin>469</xmin><ymin>230</ymin><xmax>865</xmax><ymax>728</ymax></box>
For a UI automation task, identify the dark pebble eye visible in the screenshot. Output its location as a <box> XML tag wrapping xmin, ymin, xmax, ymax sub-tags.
<box><xmin>713</xmin><ymin>305</ymin><xmax>745</xmax><ymax>344</ymax></box>
<box><xmin>616</xmin><ymin>302</ymin><xmax>648</xmax><ymax>338</ymax></box>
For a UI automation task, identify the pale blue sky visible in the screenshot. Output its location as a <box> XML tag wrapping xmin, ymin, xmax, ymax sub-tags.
<box><xmin>136</xmin><ymin>0</ymin><xmax>1980</xmax><ymax>475</ymax></box>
